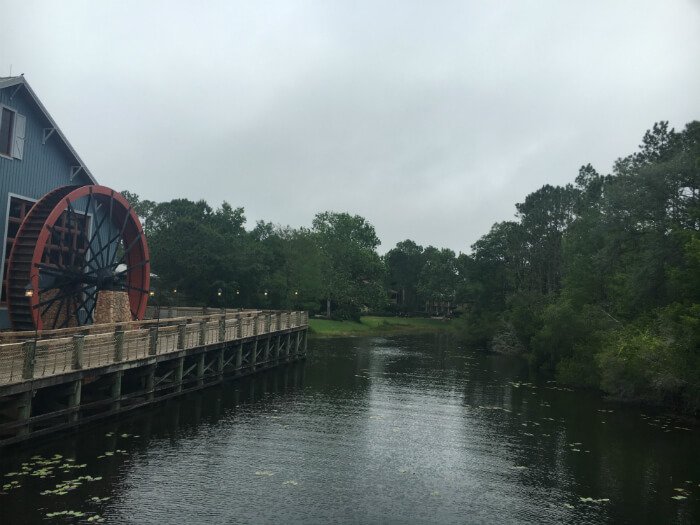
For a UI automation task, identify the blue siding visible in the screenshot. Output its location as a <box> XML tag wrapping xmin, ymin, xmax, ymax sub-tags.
<box><xmin>0</xmin><ymin>83</ymin><xmax>97</xmax><ymax>328</ymax></box>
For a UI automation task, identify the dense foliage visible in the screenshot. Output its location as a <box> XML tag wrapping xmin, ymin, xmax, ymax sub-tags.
<box><xmin>123</xmin><ymin>120</ymin><xmax>700</xmax><ymax>411</ymax></box>
<box><xmin>118</xmin><ymin>195</ymin><xmax>387</xmax><ymax>320</ymax></box>
<box><xmin>459</xmin><ymin>121</ymin><xmax>700</xmax><ymax>411</ymax></box>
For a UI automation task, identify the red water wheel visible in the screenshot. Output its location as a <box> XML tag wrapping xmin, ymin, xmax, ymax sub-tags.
<box><xmin>6</xmin><ymin>185</ymin><xmax>150</xmax><ymax>331</ymax></box>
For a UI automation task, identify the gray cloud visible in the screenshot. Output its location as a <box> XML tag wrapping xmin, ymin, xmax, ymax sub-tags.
<box><xmin>3</xmin><ymin>0</ymin><xmax>699</xmax><ymax>252</ymax></box>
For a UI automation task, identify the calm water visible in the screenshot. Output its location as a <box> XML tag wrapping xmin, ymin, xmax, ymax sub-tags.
<box><xmin>1</xmin><ymin>334</ymin><xmax>700</xmax><ymax>524</ymax></box>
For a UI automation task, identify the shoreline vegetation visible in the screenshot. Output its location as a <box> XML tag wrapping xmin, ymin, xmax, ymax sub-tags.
<box><xmin>122</xmin><ymin>120</ymin><xmax>699</xmax><ymax>415</ymax></box>
<box><xmin>309</xmin><ymin>316</ymin><xmax>459</xmax><ymax>337</ymax></box>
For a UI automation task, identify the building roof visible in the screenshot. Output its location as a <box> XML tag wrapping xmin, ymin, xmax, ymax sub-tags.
<box><xmin>0</xmin><ymin>75</ymin><xmax>97</xmax><ymax>185</ymax></box>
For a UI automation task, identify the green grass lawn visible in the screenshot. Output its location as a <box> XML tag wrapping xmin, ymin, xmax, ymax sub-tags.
<box><xmin>308</xmin><ymin>315</ymin><xmax>456</xmax><ymax>337</ymax></box>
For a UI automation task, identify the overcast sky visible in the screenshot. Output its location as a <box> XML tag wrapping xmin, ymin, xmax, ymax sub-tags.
<box><xmin>2</xmin><ymin>0</ymin><xmax>699</xmax><ymax>253</ymax></box>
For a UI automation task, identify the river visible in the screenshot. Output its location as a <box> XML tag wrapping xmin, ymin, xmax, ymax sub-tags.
<box><xmin>1</xmin><ymin>334</ymin><xmax>699</xmax><ymax>524</ymax></box>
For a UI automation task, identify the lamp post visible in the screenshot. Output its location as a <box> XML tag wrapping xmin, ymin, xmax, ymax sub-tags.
<box><xmin>149</xmin><ymin>289</ymin><xmax>160</xmax><ymax>332</ymax></box>
<box><xmin>24</xmin><ymin>282</ymin><xmax>38</xmax><ymax>342</ymax></box>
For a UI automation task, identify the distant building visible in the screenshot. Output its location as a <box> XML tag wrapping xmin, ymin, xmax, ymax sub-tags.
<box><xmin>0</xmin><ymin>75</ymin><xmax>97</xmax><ymax>328</ymax></box>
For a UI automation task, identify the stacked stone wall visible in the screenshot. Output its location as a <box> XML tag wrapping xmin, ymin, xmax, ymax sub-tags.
<box><xmin>94</xmin><ymin>291</ymin><xmax>132</xmax><ymax>325</ymax></box>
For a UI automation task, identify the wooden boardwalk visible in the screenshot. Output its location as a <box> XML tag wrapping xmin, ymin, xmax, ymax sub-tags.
<box><xmin>0</xmin><ymin>309</ymin><xmax>308</xmax><ymax>446</ymax></box>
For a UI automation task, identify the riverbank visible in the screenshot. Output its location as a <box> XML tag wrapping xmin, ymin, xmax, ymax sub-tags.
<box><xmin>308</xmin><ymin>315</ymin><xmax>459</xmax><ymax>337</ymax></box>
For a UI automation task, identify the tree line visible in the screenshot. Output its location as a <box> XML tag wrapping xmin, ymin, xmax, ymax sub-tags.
<box><xmin>123</xmin><ymin>119</ymin><xmax>700</xmax><ymax>411</ymax></box>
<box><xmin>119</xmin><ymin>194</ymin><xmax>464</xmax><ymax>319</ymax></box>
<box><xmin>459</xmin><ymin>120</ymin><xmax>700</xmax><ymax>411</ymax></box>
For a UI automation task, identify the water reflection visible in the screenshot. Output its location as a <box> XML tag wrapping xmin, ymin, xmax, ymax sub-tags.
<box><xmin>1</xmin><ymin>335</ymin><xmax>699</xmax><ymax>524</ymax></box>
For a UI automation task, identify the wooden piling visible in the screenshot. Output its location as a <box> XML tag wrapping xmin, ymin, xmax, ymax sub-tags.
<box><xmin>111</xmin><ymin>371</ymin><xmax>123</xmax><ymax>410</ymax></box>
<box><xmin>174</xmin><ymin>357</ymin><xmax>184</xmax><ymax>393</ymax></box>
<box><xmin>68</xmin><ymin>380</ymin><xmax>82</xmax><ymax>422</ymax></box>
<box><xmin>145</xmin><ymin>367</ymin><xmax>155</xmax><ymax>401</ymax></box>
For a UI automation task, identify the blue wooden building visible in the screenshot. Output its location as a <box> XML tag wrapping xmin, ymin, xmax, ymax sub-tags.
<box><xmin>0</xmin><ymin>75</ymin><xmax>98</xmax><ymax>329</ymax></box>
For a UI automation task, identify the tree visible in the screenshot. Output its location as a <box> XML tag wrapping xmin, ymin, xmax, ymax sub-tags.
<box><xmin>312</xmin><ymin>211</ymin><xmax>385</xmax><ymax>319</ymax></box>
<box><xmin>385</xmin><ymin>240</ymin><xmax>424</xmax><ymax>311</ymax></box>
<box><xmin>417</xmin><ymin>246</ymin><xmax>458</xmax><ymax>312</ymax></box>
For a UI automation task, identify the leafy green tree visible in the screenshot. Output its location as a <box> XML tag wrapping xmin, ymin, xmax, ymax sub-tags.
<box><xmin>385</xmin><ymin>240</ymin><xmax>424</xmax><ymax>311</ymax></box>
<box><xmin>312</xmin><ymin>211</ymin><xmax>385</xmax><ymax>319</ymax></box>
<box><xmin>417</xmin><ymin>246</ymin><xmax>458</xmax><ymax>311</ymax></box>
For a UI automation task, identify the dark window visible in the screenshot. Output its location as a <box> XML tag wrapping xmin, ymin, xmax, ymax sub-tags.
<box><xmin>0</xmin><ymin>108</ymin><xmax>13</xmax><ymax>156</ymax></box>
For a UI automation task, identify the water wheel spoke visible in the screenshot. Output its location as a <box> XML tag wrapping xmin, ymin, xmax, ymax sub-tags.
<box><xmin>114</xmin><ymin>232</ymin><xmax>143</xmax><ymax>267</ymax></box>
<box><xmin>89</xmin><ymin>197</ymin><xmax>108</xmax><ymax>267</ymax></box>
<box><xmin>35</xmin><ymin>288</ymin><xmax>81</xmax><ymax>308</ymax></box>
<box><xmin>87</xmin><ymin>293</ymin><xmax>98</xmax><ymax>322</ymax></box>
<box><xmin>74</xmin><ymin>287</ymin><xmax>98</xmax><ymax>319</ymax></box>
<box><xmin>120</xmin><ymin>283</ymin><xmax>151</xmax><ymax>295</ymax></box>
<box><xmin>103</xmin><ymin>192</ymin><xmax>115</xmax><ymax>266</ymax></box>
<box><xmin>67</xmin><ymin>201</ymin><xmax>92</xmax><ymax>272</ymax></box>
<box><xmin>50</xmin><ymin>295</ymin><xmax>66</xmax><ymax>330</ymax></box>
<box><xmin>35</xmin><ymin>262</ymin><xmax>68</xmax><ymax>276</ymax></box>
<box><xmin>65</xmin><ymin>200</ymin><xmax>79</xmax><ymax>268</ymax></box>
<box><xmin>60</xmin><ymin>295</ymin><xmax>75</xmax><ymax>329</ymax></box>
<box><xmin>91</xmin><ymin>221</ymin><xmax>126</xmax><ymax>268</ymax></box>
<box><xmin>108</xmin><ymin>206</ymin><xmax>133</xmax><ymax>266</ymax></box>
<box><xmin>79</xmin><ymin>195</ymin><xmax>107</xmax><ymax>271</ymax></box>
<box><xmin>115</xmin><ymin>259</ymin><xmax>150</xmax><ymax>276</ymax></box>
<box><xmin>40</xmin><ymin>295</ymin><xmax>59</xmax><ymax>318</ymax></box>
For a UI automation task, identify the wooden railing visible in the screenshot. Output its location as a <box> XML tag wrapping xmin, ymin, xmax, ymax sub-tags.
<box><xmin>0</xmin><ymin>310</ymin><xmax>309</xmax><ymax>386</ymax></box>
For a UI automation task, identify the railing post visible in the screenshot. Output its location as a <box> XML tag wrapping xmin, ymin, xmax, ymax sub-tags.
<box><xmin>177</xmin><ymin>323</ymin><xmax>186</xmax><ymax>350</ymax></box>
<box><xmin>111</xmin><ymin>371</ymin><xmax>123</xmax><ymax>411</ymax></box>
<box><xmin>114</xmin><ymin>330</ymin><xmax>124</xmax><ymax>362</ymax></box>
<box><xmin>199</xmin><ymin>320</ymin><xmax>207</xmax><ymax>346</ymax></box>
<box><xmin>235</xmin><ymin>344</ymin><xmax>243</xmax><ymax>375</ymax></box>
<box><xmin>148</xmin><ymin>327</ymin><xmax>158</xmax><ymax>356</ymax></box>
<box><xmin>253</xmin><ymin>315</ymin><xmax>259</xmax><ymax>336</ymax></box>
<box><xmin>174</xmin><ymin>358</ymin><xmax>184</xmax><ymax>393</ymax></box>
<box><xmin>72</xmin><ymin>335</ymin><xmax>85</xmax><ymax>370</ymax></box>
<box><xmin>219</xmin><ymin>315</ymin><xmax>226</xmax><ymax>342</ymax></box>
<box><xmin>21</xmin><ymin>340</ymin><xmax>36</xmax><ymax>380</ymax></box>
